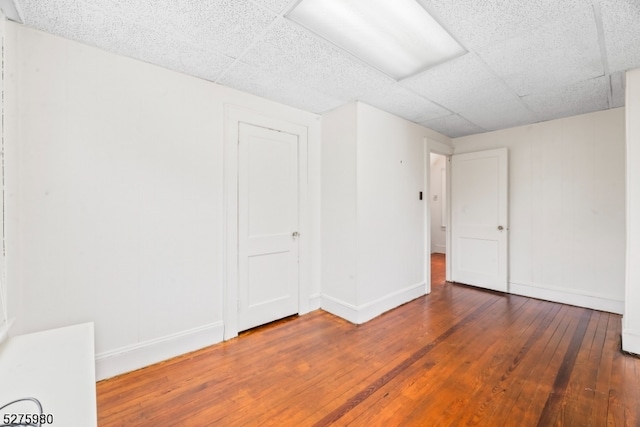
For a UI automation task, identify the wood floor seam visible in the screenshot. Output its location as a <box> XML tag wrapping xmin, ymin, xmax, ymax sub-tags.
<box><xmin>96</xmin><ymin>256</ymin><xmax>640</xmax><ymax>426</ymax></box>
<box><xmin>536</xmin><ymin>309</ymin><xmax>593</xmax><ymax>426</ymax></box>
<box><xmin>311</xmin><ymin>297</ymin><xmax>499</xmax><ymax>427</ymax></box>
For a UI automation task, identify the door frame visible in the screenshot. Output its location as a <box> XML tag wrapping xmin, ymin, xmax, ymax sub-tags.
<box><xmin>450</xmin><ymin>147</ymin><xmax>509</xmax><ymax>291</ymax></box>
<box><xmin>224</xmin><ymin>106</ymin><xmax>309</xmax><ymax>340</ymax></box>
<box><xmin>425</xmin><ymin>138</ymin><xmax>453</xmax><ymax>294</ymax></box>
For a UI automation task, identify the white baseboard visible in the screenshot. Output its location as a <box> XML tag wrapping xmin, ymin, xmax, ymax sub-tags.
<box><xmin>308</xmin><ymin>293</ymin><xmax>322</xmax><ymax>311</ymax></box>
<box><xmin>622</xmin><ymin>327</ymin><xmax>640</xmax><ymax>355</ymax></box>
<box><xmin>320</xmin><ymin>295</ymin><xmax>360</xmax><ymax>323</ymax></box>
<box><xmin>509</xmin><ymin>282</ymin><xmax>624</xmax><ymax>314</ymax></box>
<box><xmin>95</xmin><ymin>321</ymin><xmax>224</xmax><ymax>381</ymax></box>
<box><xmin>321</xmin><ymin>282</ymin><xmax>426</xmax><ymax>324</ymax></box>
<box><xmin>431</xmin><ymin>244</ymin><xmax>446</xmax><ymax>254</ymax></box>
<box><xmin>357</xmin><ymin>282</ymin><xmax>426</xmax><ymax>323</ymax></box>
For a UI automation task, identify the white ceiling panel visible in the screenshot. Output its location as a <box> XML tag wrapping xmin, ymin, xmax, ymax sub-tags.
<box><xmin>459</xmin><ymin>98</ymin><xmax>538</xmax><ymax>132</ymax></box>
<box><xmin>11</xmin><ymin>0</ymin><xmax>637</xmax><ymax>138</ymax></box>
<box><xmin>419</xmin><ymin>114</ymin><xmax>485</xmax><ymax>138</ymax></box>
<box><xmin>251</xmin><ymin>0</ymin><xmax>295</xmax><ymax>14</ymax></box>
<box><xmin>401</xmin><ymin>53</ymin><xmax>523</xmax><ymax>114</ymax></box>
<box><xmin>521</xmin><ymin>76</ymin><xmax>609</xmax><ymax>122</ymax></box>
<box><xmin>17</xmin><ymin>0</ymin><xmax>95</xmax><ymax>42</ymax></box>
<box><xmin>358</xmin><ymin>85</ymin><xmax>451</xmax><ymax>124</ymax></box>
<box><xmin>240</xmin><ymin>18</ymin><xmax>395</xmax><ymax>102</ymax></box>
<box><xmin>600</xmin><ymin>0</ymin><xmax>640</xmax><ymax>73</ymax></box>
<box><xmin>477</xmin><ymin>5</ymin><xmax>603</xmax><ymax>96</ymax></box>
<box><xmin>150</xmin><ymin>41</ymin><xmax>237</xmax><ymax>83</ymax></box>
<box><xmin>153</xmin><ymin>0</ymin><xmax>276</xmax><ymax>58</ymax></box>
<box><xmin>420</xmin><ymin>0</ymin><xmax>590</xmax><ymax>51</ymax></box>
<box><xmin>63</xmin><ymin>0</ymin><xmax>278</xmax><ymax>59</ymax></box>
<box><xmin>218</xmin><ymin>61</ymin><xmax>345</xmax><ymax>113</ymax></box>
<box><xmin>16</xmin><ymin>0</ymin><xmax>236</xmax><ymax>82</ymax></box>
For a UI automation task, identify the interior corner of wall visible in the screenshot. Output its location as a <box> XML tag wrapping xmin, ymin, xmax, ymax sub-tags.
<box><xmin>622</xmin><ymin>327</ymin><xmax>640</xmax><ymax>356</ymax></box>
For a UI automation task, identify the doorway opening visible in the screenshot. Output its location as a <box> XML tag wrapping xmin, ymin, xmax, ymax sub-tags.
<box><xmin>429</xmin><ymin>152</ymin><xmax>447</xmax><ymax>286</ymax></box>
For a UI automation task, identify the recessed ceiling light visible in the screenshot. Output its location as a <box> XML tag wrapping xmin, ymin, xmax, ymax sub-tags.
<box><xmin>287</xmin><ymin>0</ymin><xmax>466</xmax><ymax>80</ymax></box>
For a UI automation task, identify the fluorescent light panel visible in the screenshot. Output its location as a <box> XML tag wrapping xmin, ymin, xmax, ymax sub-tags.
<box><xmin>287</xmin><ymin>0</ymin><xmax>465</xmax><ymax>80</ymax></box>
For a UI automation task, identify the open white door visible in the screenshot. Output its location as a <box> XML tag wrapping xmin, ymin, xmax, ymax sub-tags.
<box><xmin>451</xmin><ymin>148</ymin><xmax>508</xmax><ymax>292</ymax></box>
<box><xmin>238</xmin><ymin>123</ymin><xmax>299</xmax><ymax>332</ymax></box>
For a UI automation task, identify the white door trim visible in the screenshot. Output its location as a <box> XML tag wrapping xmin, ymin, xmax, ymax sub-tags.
<box><xmin>224</xmin><ymin>106</ymin><xmax>309</xmax><ymax>340</ymax></box>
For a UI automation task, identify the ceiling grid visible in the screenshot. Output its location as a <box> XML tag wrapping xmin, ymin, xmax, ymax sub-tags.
<box><xmin>8</xmin><ymin>0</ymin><xmax>640</xmax><ymax>138</ymax></box>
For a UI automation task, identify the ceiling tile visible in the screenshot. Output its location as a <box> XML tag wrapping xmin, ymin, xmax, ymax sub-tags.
<box><xmin>420</xmin><ymin>0</ymin><xmax>590</xmax><ymax>51</ymax></box>
<box><xmin>420</xmin><ymin>114</ymin><xmax>485</xmax><ymax>138</ymax></box>
<box><xmin>521</xmin><ymin>77</ymin><xmax>609</xmax><ymax>122</ymax></box>
<box><xmin>17</xmin><ymin>0</ymin><xmax>150</xmax><ymax>59</ymax></box>
<box><xmin>610</xmin><ymin>71</ymin><xmax>626</xmax><ymax>109</ymax></box>
<box><xmin>16</xmin><ymin>0</ymin><xmax>235</xmax><ymax>82</ymax></box>
<box><xmin>14</xmin><ymin>0</ymin><xmax>633</xmax><ymax>138</ymax></box>
<box><xmin>250</xmin><ymin>0</ymin><xmax>294</xmax><ymax>14</ymax></box>
<box><xmin>477</xmin><ymin>6</ymin><xmax>603</xmax><ymax>96</ymax></box>
<box><xmin>459</xmin><ymin>99</ymin><xmax>537</xmax><ymax>132</ymax></box>
<box><xmin>240</xmin><ymin>18</ymin><xmax>395</xmax><ymax>101</ymax></box>
<box><xmin>17</xmin><ymin>0</ymin><xmax>88</xmax><ymax>39</ymax></box>
<box><xmin>74</xmin><ymin>0</ymin><xmax>277</xmax><ymax>59</ymax></box>
<box><xmin>401</xmin><ymin>53</ymin><xmax>523</xmax><ymax>114</ymax></box>
<box><xmin>148</xmin><ymin>40</ymin><xmax>236</xmax><ymax>83</ymax></box>
<box><xmin>358</xmin><ymin>85</ymin><xmax>451</xmax><ymax>124</ymax></box>
<box><xmin>600</xmin><ymin>0</ymin><xmax>640</xmax><ymax>73</ymax></box>
<box><xmin>218</xmin><ymin>61</ymin><xmax>345</xmax><ymax>113</ymax></box>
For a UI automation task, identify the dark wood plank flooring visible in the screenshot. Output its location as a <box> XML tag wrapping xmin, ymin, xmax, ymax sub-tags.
<box><xmin>96</xmin><ymin>254</ymin><xmax>640</xmax><ymax>426</ymax></box>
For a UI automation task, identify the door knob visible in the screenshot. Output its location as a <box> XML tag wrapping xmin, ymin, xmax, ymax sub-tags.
<box><xmin>497</xmin><ymin>225</ymin><xmax>504</xmax><ymax>231</ymax></box>
<box><xmin>292</xmin><ymin>231</ymin><xmax>299</xmax><ymax>239</ymax></box>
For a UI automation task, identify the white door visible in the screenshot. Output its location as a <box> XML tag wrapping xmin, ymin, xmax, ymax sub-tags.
<box><xmin>451</xmin><ymin>148</ymin><xmax>508</xmax><ymax>292</ymax></box>
<box><xmin>238</xmin><ymin>123</ymin><xmax>299</xmax><ymax>331</ymax></box>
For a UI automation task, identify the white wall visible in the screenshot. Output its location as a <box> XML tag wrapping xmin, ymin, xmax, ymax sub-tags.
<box><xmin>3</xmin><ymin>23</ymin><xmax>321</xmax><ymax>379</ymax></box>
<box><xmin>623</xmin><ymin>68</ymin><xmax>640</xmax><ymax>353</ymax></box>
<box><xmin>356</xmin><ymin>103</ymin><xmax>432</xmax><ymax>306</ymax></box>
<box><xmin>321</xmin><ymin>103</ymin><xmax>358</xmax><ymax>307</ymax></box>
<box><xmin>454</xmin><ymin>108</ymin><xmax>626</xmax><ymax>313</ymax></box>
<box><xmin>429</xmin><ymin>154</ymin><xmax>446</xmax><ymax>254</ymax></box>
<box><xmin>321</xmin><ymin>101</ymin><xmax>452</xmax><ymax>322</ymax></box>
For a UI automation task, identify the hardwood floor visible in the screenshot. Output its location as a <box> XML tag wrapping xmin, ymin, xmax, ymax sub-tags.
<box><xmin>97</xmin><ymin>255</ymin><xmax>640</xmax><ymax>426</ymax></box>
<box><xmin>431</xmin><ymin>252</ymin><xmax>446</xmax><ymax>286</ymax></box>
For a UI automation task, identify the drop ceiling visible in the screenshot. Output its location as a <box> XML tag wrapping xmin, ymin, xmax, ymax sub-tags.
<box><xmin>8</xmin><ymin>0</ymin><xmax>640</xmax><ymax>138</ymax></box>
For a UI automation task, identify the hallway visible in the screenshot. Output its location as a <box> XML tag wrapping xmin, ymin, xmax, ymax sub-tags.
<box><xmin>431</xmin><ymin>253</ymin><xmax>446</xmax><ymax>286</ymax></box>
